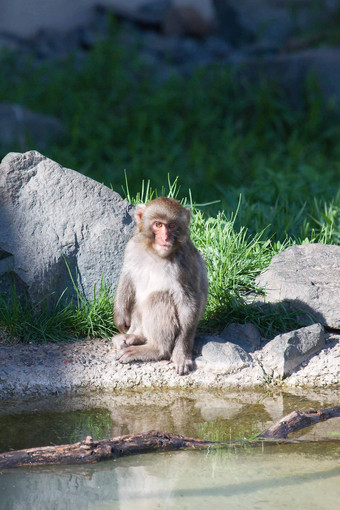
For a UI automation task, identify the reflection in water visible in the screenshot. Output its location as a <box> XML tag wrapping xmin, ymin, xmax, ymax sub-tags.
<box><xmin>0</xmin><ymin>409</ymin><xmax>112</xmax><ymax>453</ymax></box>
<box><xmin>0</xmin><ymin>389</ymin><xmax>339</xmax><ymax>509</ymax></box>
<box><xmin>0</xmin><ymin>446</ymin><xmax>339</xmax><ymax>509</ymax></box>
<box><xmin>1</xmin><ymin>389</ymin><xmax>339</xmax><ymax>452</ymax></box>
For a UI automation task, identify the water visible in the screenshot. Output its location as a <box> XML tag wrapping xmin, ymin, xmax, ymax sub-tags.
<box><xmin>0</xmin><ymin>445</ymin><xmax>339</xmax><ymax>509</ymax></box>
<box><xmin>0</xmin><ymin>389</ymin><xmax>339</xmax><ymax>509</ymax></box>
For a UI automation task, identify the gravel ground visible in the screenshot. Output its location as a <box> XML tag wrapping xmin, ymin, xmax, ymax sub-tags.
<box><xmin>0</xmin><ymin>333</ymin><xmax>339</xmax><ymax>399</ymax></box>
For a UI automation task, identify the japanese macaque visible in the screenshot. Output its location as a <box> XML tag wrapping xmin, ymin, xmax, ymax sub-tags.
<box><xmin>113</xmin><ymin>196</ymin><xmax>208</xmax><ymax>375</ymax></box>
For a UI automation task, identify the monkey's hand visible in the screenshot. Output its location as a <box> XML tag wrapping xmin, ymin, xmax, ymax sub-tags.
<box><xmin>113</xmin><ymin>301</ymin><xmax>131</xmax><ymax>332</ymax></box>
<box><xmin>112</xmin><ymin>333</ymin><xmax>128</xmax><ymax>350</ymax></box>
<box><xmin>114</xmin><ymin>317</ymin><xmax>130</xmax><ymax>333</ymax></box>
<box><xmin>171</xmin><ymin>352</ymin><xmax>193</xmax><ymax>376</ymax></box>
<box><xmin>113</xmin><ymin>333</ymin><xmax>145</xmax><ymax>351</ymax></box>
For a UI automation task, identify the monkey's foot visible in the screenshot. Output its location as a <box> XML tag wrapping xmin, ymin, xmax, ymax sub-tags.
<box><xmin>172</xmin><ymin>356</ymin><xmax>193</xmax><ymax>375</ymax></box>
<box><xmin>115</xmin><ymin>345</ymin><xmax>161</xmax><ymax>364</ymax></box>
<box><xmin>114</xmin><ymin>346</ymin><xmax>139</xmax><ymax>363</ymax></box>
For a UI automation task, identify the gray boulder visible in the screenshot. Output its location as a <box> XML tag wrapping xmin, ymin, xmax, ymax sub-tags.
<box><xmin>111</xmin><ymin>0</ymin><xmax>171</xmax><ymax>26</ymax></box>
<box><xmin>0</xmin><ymin>103</ymin><xmax>66</xmax><ymax>152</ymax></box>
<box><xmin>163</xmin><ymin>4</ymin><xmax>216</xmax><ymax>38</ymax></box>
<box><xmin>220</xmin><ymin>322</ymin><xmax>261</xmax><ymax>352</ymax></box>
<box><xmin>257</xmin><ymin>323</ymin><xmax>325</xmax><ymax>379</ymax></box>
<box><xmin>0</xmin><ymin>151</ymin><xmax>135</xmax><ymax>306</ymax></box>
<box><xmin>256</xmin><ymin>244</ymin><xmax>340</xmax><ymax>329</ymax></box>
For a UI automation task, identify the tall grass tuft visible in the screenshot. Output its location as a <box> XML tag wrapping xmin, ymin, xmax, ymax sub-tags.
<box><xmin>0</xmin><ymin>278</ymin><xmax>116</xmax><ymax>344</ymax></box>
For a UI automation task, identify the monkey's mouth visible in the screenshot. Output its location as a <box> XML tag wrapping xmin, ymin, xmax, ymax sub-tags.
<box><xmin>159</xmin><ymin>245</ymin><xmax>171</xmax><ymax>253</ymax></box>
<box><xmin>162</xmin><ymin>240</ymin><xmax>175</xmax><ymax>249</ymax></box>
<box><xmin>154</xmin><ymin>243</ymin><xmax>172</xmax><ymax>256</ymax></box>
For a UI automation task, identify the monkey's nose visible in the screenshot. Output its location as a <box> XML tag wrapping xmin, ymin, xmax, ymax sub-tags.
<box><xmin>162</xmin><ymin>227</ymin><xmax>169</xmax><ymax>241</ymax></box>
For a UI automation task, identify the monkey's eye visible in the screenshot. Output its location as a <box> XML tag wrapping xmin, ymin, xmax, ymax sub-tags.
<box><xmin>168</xmin><ymin>223</ymin><xmax>176</xmax><ymax>230</ymax></box>
<box><xmin>154</xmin><ymin>221</ymin><xmax>163</xmax><ymax>229</ymax></box>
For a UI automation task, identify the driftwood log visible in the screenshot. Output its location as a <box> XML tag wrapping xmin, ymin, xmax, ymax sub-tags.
<box><xmin>258</xmin><ymin>406</ymin><xmax>340</xmax><ymax>439</ymax></box>
<box><xmin>0</xmin><ymin>406</ymin><xmax>339</xmax><ymax>469</ymax></box>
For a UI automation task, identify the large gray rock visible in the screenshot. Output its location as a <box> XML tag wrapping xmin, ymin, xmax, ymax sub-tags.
<box><xmin>257</xmin><ymin>323</ymin><xmax>325</xmax><ymax>379</ymax></box>
<box><xmin>256</xmin><ymin>244</ymin><xmax>340</xmax><ymax>329</ymax></box>
<box><xmin>0</xmin><ymin>151</ymin><xmax>135</xmax><ymax>306</ymax></box>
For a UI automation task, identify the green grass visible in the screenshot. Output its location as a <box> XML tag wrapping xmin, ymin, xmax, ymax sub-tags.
<box><xmin>0</xmin><ymin>279</ymin><xmax>117</xmax><ymax>343</ymax></box>
<box><xmin>0</xmin><ymin>17</ymin><xmax>339</xmax><ymax>342</ymax></box>
<box><xmin>1</xmin><ymin>19</ymin><xmax>339</xmax><ymax>242</ymax></box>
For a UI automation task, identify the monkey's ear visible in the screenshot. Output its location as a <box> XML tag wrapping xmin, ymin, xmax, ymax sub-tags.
<box><xmin>185</xmin><ymin>207</ymin><xmax>191</xmax><ymax>223</ymax></box>
<box><xmin>135</xmin><ymin>204</ymin><xmax>146</xmax><ymax>223</ymax></box>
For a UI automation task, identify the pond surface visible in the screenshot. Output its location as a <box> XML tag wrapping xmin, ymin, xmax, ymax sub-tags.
<box><xmin>0</xmin><ymin>389</ymin><xmax>339</xmax><ymax>509</ymax></box>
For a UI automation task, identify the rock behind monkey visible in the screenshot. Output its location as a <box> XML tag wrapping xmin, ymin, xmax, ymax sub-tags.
<box><xmin>113</xmin><ymin>196</ymin><xmax>208</xmax><ymax>375</ymax></box>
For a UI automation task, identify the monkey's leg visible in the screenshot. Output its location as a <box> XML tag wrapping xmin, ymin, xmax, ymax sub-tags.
<box><xmin>116</xmin><ymin>292</ymin><xmax>179</xmax><ymax>364</ymax></box>
<box><xmin>171</xmin><ymin>303</ymin><xmax>201</xmax><ymax>375</ymax></box>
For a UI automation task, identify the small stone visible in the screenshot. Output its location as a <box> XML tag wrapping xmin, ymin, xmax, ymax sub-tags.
<box><xmin>220</xmin><ymin>323</ymin><xmax>261</xmax><ymax>352</ymax></box>
<box><xmin>163</xmin><ymin>5</ymin><xmax>215</xmax><ymax>38</ymax></box>
<box><xmin>199</xmin><ymin>335</ymin><xmax>252</xmax><ymax>371</ymax></box>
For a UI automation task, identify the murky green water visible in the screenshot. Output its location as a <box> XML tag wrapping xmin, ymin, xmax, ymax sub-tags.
<box><xmin>0</xmin><ymin>389</ymin><xmax>339</xmax><ymax>509</ymax></box>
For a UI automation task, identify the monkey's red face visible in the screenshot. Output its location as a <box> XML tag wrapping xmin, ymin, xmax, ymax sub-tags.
<box><xmin>135</xmin><ymin>198</ymin><xmax>190</xmax><ymax>258</ymax></box>
<box><xmin>152</xmin><ymin>220</ymin><xmax>177</xmax><ymax>256</ymax></box>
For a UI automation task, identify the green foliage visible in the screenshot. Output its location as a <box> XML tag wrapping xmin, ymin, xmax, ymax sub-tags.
<box><xmin>0</xmin><ymin>287</ymin><xmax>76</xmax><ymax>343</ymax></box>
<box><xmin>190</xmin><ymin>207</ymin><xmax>305</xmax><ymax>337</ymax></box>
<box><xmin>68</xmin><ymin>278</ymin><xmax>117</xmax><ymax>340</ymax></box>
<box><xmin>0</xmin><ymin>23</ymin><xmax>339</xmax><ymax>242</ymax></box>
<box><xmin>0</xmin><ymin>278</ymin><xmax>116</xmax><ymax>343</ymax></box>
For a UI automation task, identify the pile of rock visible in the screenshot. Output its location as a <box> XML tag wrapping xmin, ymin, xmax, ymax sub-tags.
<box><xmin>1</xmin><ymin>0</ymin><xmax>340</xmax><ymax>109</ymax></box>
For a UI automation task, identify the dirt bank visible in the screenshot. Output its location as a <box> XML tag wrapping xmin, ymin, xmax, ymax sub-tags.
<box><xmin>1</xmin><ymin>332</ymin><xmax>339</xmax><ymax>399</ymax></box>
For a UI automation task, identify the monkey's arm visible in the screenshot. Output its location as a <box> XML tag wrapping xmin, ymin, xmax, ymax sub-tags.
<box><xmin>113</xmin><ymin>273</ymin><xmax>136</xmax><ymax>333</ymax></box>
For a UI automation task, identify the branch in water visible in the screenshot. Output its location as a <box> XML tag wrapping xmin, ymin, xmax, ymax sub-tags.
<box><xmin>258</xmin><ymin>406</ymin><xmax>340</xmax><ymax>439</ymax></box>
<box><xmin>0</xmin><ymin>406</ymin><xmax>339</xmax><ymax>469</ymax></box>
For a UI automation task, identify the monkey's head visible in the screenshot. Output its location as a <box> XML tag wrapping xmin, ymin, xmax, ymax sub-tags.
<box><xmin>135</xmin><ymin>197</ymin><xmax>191</xmax><ymax>258</ymax></box>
